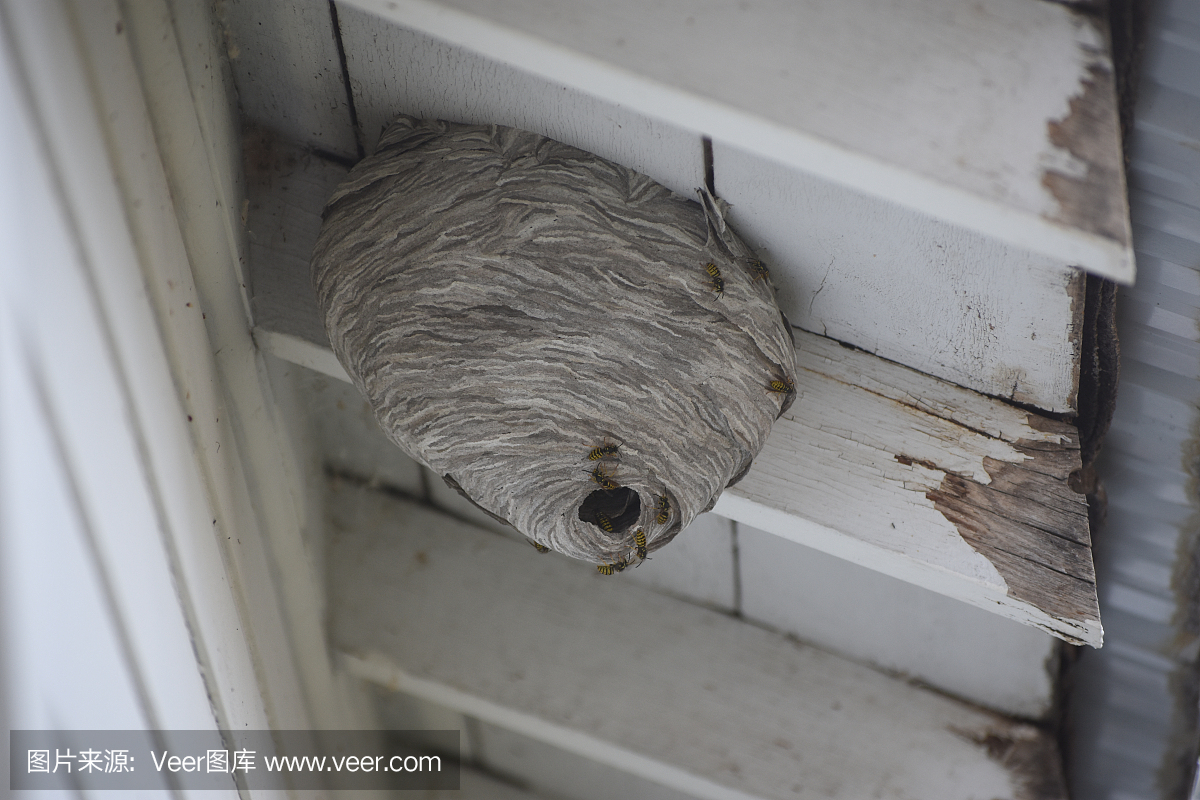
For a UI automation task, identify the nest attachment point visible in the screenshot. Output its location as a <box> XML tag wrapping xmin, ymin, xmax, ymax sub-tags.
<box><xmin>312</xmin><ymin>115</ymin><xmax>797</xmax><ymax>568</ymax></box>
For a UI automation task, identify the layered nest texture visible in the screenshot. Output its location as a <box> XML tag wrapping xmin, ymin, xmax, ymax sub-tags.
<box><xmin>312</xmin><ymin>115</ymin><xmax>797</xmax><ymax>568</ymax></box>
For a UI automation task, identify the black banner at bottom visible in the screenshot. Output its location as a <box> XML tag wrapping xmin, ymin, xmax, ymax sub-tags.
<box><xmin>10</xmin><ymin>730</ymin><xmax>459</xmax><ymax>791</ymax></box>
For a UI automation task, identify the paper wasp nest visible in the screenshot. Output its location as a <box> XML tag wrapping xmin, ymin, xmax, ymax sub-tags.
<box><xmin>312</xmin><ymin>115</ymin><xmax>797</xmax><ymax>569</ymax></box>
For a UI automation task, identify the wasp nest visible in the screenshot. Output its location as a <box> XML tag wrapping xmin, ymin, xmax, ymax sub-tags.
<box><xmin>312</xmin><ymin>115</ymin><xmax>796</xmax><ymax>571</ymax></box>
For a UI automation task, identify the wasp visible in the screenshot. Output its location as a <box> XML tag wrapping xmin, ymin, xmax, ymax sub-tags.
<box><xmin>655</xmin><ymin>494</ymin><xmax>671</xmax><ymax>525</ymax></box>
<box><xmin>528</xmin><ymin>539</ymin><xmax>550</xmax><ymax>554</ymax></box>
<box><xmin>597</xmin><ymin>555</ymin><xmax>629</xmax><ymax>576</ymax></box>
<box><xmin>705</xmin><ymin>262</ymin><xmax>724</xmax><ymax>298</ymax></box>
<box><xmin>633</xmin><ymin>528</ymin><xmax>648</xmax><ymax>561</ymax></box>
<box><xmin>748</xmin><ymin>258</ymin><xmax>769</xmax><ymax>281</ymax></box>
<box><xmin>596</xmin><ymin>513</ymin><xmax>615</xmax><ymax>533</ymax></box>
<box><xmin>587</xmin><ymin>441</ymin><xmax>621</xmax><ymax>461</ymax></box>
<box><xmin>768</xmin><ymin>377</ymin><xmax>795</xmax><ymax>395</ymax></box>
<box><xmin>586</xmin><ymin>464</ymin><xmax>620</xmax><ymax>491</ymax></box>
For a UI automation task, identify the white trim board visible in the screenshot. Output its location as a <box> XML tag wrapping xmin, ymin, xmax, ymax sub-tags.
<box><xmin>330</xmin><ymin>483</ymin><xmax>1068</xmax><ymax>800</ymax></box>
<box><xmin>258</xmin><ymin>322</ymin><xmax>1099</xmax><ymax>646</ymax></box>
<box><xmin>340</xmin><ymin>0</ymin><xmax>1134</xmax><ymax>283</ymax></box>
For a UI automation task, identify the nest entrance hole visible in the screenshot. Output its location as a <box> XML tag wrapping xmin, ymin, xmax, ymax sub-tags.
<box><xmin>578</xmin><ymin>488</ymin><xmax>641</xmax><ymax>535</ymax></box>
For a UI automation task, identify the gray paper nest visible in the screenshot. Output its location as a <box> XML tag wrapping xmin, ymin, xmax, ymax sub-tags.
<box><xmin>312</xmin><ymin>115</ymin><xmax>797</xmax><ymax>568</ymax></box>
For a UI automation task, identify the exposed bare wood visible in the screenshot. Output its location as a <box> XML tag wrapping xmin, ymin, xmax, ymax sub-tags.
<box><xmin>718</xmin><ymin>333</ymin><xmax>1100</xmax><ymax>646</ymax></box>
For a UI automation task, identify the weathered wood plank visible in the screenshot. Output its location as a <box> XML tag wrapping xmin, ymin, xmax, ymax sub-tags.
<box><xmin>339</xmin><ymin>0</ymin><xmax>1134</xmax><ymax>282</ymax></box>
<box><xmin>329</xmin><ymin>483</ymin><xmax>1068</xmax><ymax>800</ymax></box>
<box><xmin>284</xmin><ymin>342</ymin><xmax>1058</xmax><ymax>717</ymax></box>
<box><xmin>253</xmin><ymin>288</ymin><xmax>1099</xmax><ymax>645</ymax></box>
<box><xmin>717</xmin><ymin>333</ymin><xmax>1099</xmax><ymax>645</ymax></box>
<box><xmin>245</xmin><ymin>138</ymin><xmax>1099</xmax><ymax>645</ymax></box>
<box><xmin>712</xmin><ymin>141</ymin><xmax>1084</xmax><ymax>414</ymax></box>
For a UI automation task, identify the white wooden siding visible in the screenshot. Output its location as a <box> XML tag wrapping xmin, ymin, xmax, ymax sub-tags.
<box><xmin>231</xmin><ymin>0</ymin><xmax>1098</xmax><ymax>414</ymax></box>
<box><xmin>4</xmin><ymin>0</ymin><xmax>383</xmax><ymax>742</ymax></box>
<box><xmin>0</xmin><ymin>17</ymin><xmax>224</xmax><ymax>750</ymax></box>
<box><xmin>1</xmin><ymin>0</ymin><xmax>277</xmax><ymax>740</ymax></box>
<box><xmin>276</xmin><ymin>348</ymin><xmax>1057</xmax><ymax>717</ymax></box>
<box><xmin>341</xmin><ymin>0</ymin><xmax>1134</xmax><ymax>283</ymax></box>
<box><xmin>737</xmin><ymin>527</ymin><xmax>1056</xmax><ymax>719</ymax></box>
<box><xmin>330</xmin><ymin>482</ymin><xmax>1065</xmax><ymax>800</ymax></box>
<box><xmin>337</xmin><ymin>6</ymin><xmax>707</xmax><ymax>198</ymax></box>
<box><xmin>713</xmin><ymin>142</ymin><xmax>1083</xmax><ymax>413</ymax></box>
<box><xmin>124</xmin><ymin>0</ymin><xmax>382</xmax><ymax>733</ymax></box>
<box><xmin>220</xmin><ymin>0</ymin><xmax>359</xmax><ymax>159</ymax></box>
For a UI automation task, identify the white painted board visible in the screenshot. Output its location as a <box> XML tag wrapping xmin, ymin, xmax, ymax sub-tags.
<box><xmin>713</xmin><ymin>141</ymin><xmax>1083</xmax><ymax>414</ymax></box>
<box><xmin>244</xmin><ymin>137</ymin><xmax>348</xmax><ymax>345</ymax></box>
<box><xmin>121</xmin><ymin>0</ymin><xmax>379</xmax><ymax>733</ymax></box>
<box><xmin>221</xmin><ymin>0</ymin><xmax>359</xmax><ymax>159</ymax></box>
<box><xmin>0</xmin><ymin>10</ymin><xmax>228</xmax><ymax>771</ymax></box>
<box><xmin>284</xmin><ymin>359</ymin><xmax>427</xmax><ymax>496</ymax></box>
<box><xmin>473</xmin><ymin>719</ymin><xmax>701</xmax><ymax>800</ymax></box>
<box><xmin>329</xmin><ymin>483</ymin><xmax>1065</xmax><ymax>800</ymax></box>
<box><xmin>621</xmin><ymin>513</ymin><xmax>736</xmax><ymax>613</ymax></box>
<box><xmin>336</xmin><ymin>3</ymin><xmax>707</xmax><ymax>199</ymax></box>
<box><xmin>239</xmin><ymin>90</ymin><xmax>1083</xmax><ymax>416</ymax></box>
<box><xmin>245</xmin><ymin>134</ymin><xmax>1097</xmax><ymax>645</ymax></box>
<box><xmin>7</xmin><ymin>0</ymin><xmax>281</xmax><ymax>741</ymax></box>
<box><xmin>738</xmin><ymin>525</ymin><xmax>1057</xmax><ymax>720</ymax></box>
<box><xmin>341</xmin><ymin>0</ymin><xmax>1133</xmax><ymax>282</ymax></box>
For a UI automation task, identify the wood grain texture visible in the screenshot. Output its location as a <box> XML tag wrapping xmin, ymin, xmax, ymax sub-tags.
<box><xmin>717</xmin><ymin>332</ymin><xmax>1100</xmax><ymax>646</ymax></box>
<box><xmin>340</xmin><ymin>0</ymin><xmax>1134</xmax><ymax>282</ymax></box>
<box><xmin>329</xmin><ymin>483</ymin><xmax>1069</xmax><ymax>800</ymax></box>
<box><xmin>713</xmin><ymin>141</ymin><xmax>1085</xmax><ymax>414</ymax></box>
<box><xmin>312</xmin><ymin>115</ymin><xmax>796</xmax><ymax>565</ymax></box>
<box><xmin>253</xmin><ymin>258</ymin><xmax>1099</xmax><ymax>642</ymax></box>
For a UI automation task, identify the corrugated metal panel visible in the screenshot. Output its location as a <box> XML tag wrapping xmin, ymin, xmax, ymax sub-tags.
<box><xmin>1068</xmin><ymin>1</ymin><xmax>1200</xmax><ymax>797</ymax></box>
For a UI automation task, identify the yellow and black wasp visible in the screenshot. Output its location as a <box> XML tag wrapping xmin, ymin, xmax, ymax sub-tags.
<box><xmin>655</xmin><ymin>494</ymin><xmax>671</xmax><ymax>525</ymax></box>
<box><xmin>633</xmin><ymin>528</ymin><xmax>648</xmax><ymax>561</ymax></box>
<box><xmin>705</xmin><ymin>262</ymin><xmax>724</xmax><ymax>298</ymax></box>
<box><xmin>597</xmin><ymin>555</ymin><xmax>629</xmax><ymax>576</ymax></box>
<box><xmin>596</xmin><ymin>513</ymin><xmax>615</xmax><ymax>533</ymax></box>
<box><xmin>586</xmin><ymin>464</ymin><xmax>620</xmax><ymax>491</ymax></box>
<box><xmin>528</xmin><ymin>539</ymin><xmax>550</xmax><ymax>554</ymax></box>
<box><xmin>767</xmin><ymin>376</ymin><xmax>795</xmax><ymax>395</ymax></box>
<box><xmin>587</xmin><ymin>441</ymin><xmax>621</xmax><ymax>461</ymax></box>
<box><xmin>747</xmin><ymin>258</ymin><xmax>769</xmax><ymax>281</ymax></box>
